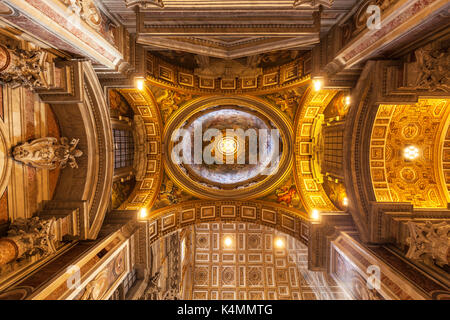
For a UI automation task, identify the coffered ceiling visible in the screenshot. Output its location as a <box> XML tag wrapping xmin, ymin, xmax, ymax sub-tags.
<box><xmin>98</xmin><ymin>0</ymin><xmax>358</xmax><ymax>59</ymax></box>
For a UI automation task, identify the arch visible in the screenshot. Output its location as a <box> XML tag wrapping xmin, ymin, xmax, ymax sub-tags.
<box><xmin>113</xmin><ymin>87</ymin><xmax>163</xmax><ymax>210</ymax></box>
<box><xmin>141</xmin><ymin>200</ymin><xmax>311</xmax><ymax>246</ymax></box>
<box><xmin>343</xmin><ymin>60</ymin><xmax>450</xmax><ymax>242</ymax></box>
<box><xmin>39</xmin><ymin>61</ymin><xmax>114</xmax><ymax>239</ymax></box>
<box><xmin>293</xmin><ymin>85</ymin><xmax>339</xmax><ymax>214</ymax></box>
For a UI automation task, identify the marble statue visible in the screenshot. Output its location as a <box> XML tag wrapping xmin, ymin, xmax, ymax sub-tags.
<box><xmin>13</xmin><ymin>137</ymin><xmax>83</xmax><ymax>169</ymax></box>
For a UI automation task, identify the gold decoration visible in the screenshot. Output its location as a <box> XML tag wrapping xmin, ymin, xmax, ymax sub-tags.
<box><xmin>370</xmin><ymin>99</ymin><xmax>450</xmax><ymax>208</ymax></box>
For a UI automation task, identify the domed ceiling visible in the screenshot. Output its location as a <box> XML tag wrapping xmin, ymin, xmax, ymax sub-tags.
<box><xmin>163</xmin><ymin>97</ymin><xmax>294</xmax><ymax>200</ymax></box>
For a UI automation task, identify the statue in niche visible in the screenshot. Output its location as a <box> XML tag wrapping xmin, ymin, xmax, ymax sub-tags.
<box><xmin>406</xmin><ymin>221</ymin><xmax>450</xmax><ymax>267</ymax></box>
<box><xmin>13</xmin><ymin>137</ymin><xmax>83</xmax><ymax>169</ymax></box>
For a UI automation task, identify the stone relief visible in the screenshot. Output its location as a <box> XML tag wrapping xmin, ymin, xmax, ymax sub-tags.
<box><xmin>0</xmin><ymin>217</ymin><xmax>58</xmax><ymax>266</ymax></box>
<box><xmin>194</xmin><ymin>56</ymin><xmax>263</xmax><ymax>79</ymax></box>
<box><xmin>342</xmin><ymin>0</ymin><xmax>398</xmax><ymax>43</ymax></box>
<box><xmin>406</xmin><ymin>221</ymin><xmax>450</xmax><ymax>267</ymax></box>
<box><xmin>142</xmin><ymin>272</ymin><xmax>161</xmax><ymax>300</ymax></box>
<box><xmin>80</xmin><ymin>269</ymin><xmax>109</xmax><ymax>300</ymax></box>
<box><xmin>13</xmin><ymin>137</ymin><xmax>83</xmax><ymax>170</ymax></box>
<box><xmin>414</xmin><ymin>47</ymin><xmax>450</xmax><ymax>93</ymax></box>
<box><xmin>0</xmin><ymin>45</ymin><xmax>47</xmax><ymax>90</ymax></box>
<box><xmin>62</xmin><ymin>0</ymin><xmax>102</xmax><ymax>30</ymax></box>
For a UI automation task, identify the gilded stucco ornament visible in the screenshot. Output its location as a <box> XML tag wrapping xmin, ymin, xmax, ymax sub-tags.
<box><xmin>13</xmin><ymin>137</ymin><xmax>83</xmax><ymax>170</ymax></box>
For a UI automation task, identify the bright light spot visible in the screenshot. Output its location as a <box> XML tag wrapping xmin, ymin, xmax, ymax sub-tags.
<box><xmin>311</xmin><ymin>209</ymin><xmax>320</xmax><ymax>220</ymax></box>
<box><xmin>345</xmin><ymin>96</ymin><xmax>351</xmax><ymax>105</ymax></box>
<box><xmin>218</xmin><ymin>137</ymin><xmax>237</xmax><ymax>155</ymax></box>
<box><xmin>274</xmin><ymin>237</ymin><xmax>285</xmax><ymax>249</ymax></box>
<box><xmin>224</xmin><ymin>236</ymin><xmax>233</xmax><ymax>247</ymax></box>
<box><xmin>139</xmin><ymin>207</ymin><xmax>148</xmax><ymax>219</ymax></box>
<box><xmin>404</xmin><ymin>145</ymin><xmax>419</xmax><ymax>160</ymax></box>
<box><xmin>136</xmin><ymin>78</ymin><xmax>145</xmax><ymax>91</ymax></box>
<box><xmin>313</xmin><ymin>79</ymin><xmax>323</xmax><ymax>91</ymax></box>
<box><xmin>343</xmin><ymin>197</ymin><xmax>349</xmax><ymax>206</ymax></box>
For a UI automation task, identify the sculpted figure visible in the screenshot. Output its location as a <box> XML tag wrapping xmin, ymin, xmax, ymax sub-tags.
<box><xmin>406</xmin><ymin>221</ymin><xmax>450</xmax><ymax>267</ymax></box>
<box><xmin>0</xmin><ymin>46</ymin><xmax>47</xmax><ymax>89</ymax></box>
<box><xmin>414</xmin><ymin>47</ymin><xmax>450</xmax><ymax>92</ymax></box>
<box><xmin>13</xmin><ymin>137</ymin><xmax>83</xmax><ymax>169</ymax></box>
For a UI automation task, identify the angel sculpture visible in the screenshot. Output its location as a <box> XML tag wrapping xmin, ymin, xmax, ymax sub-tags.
<box><xmin>13</xmin><ymin>137</ymin><xmax>83</xmax><ymax>169</ymax></box>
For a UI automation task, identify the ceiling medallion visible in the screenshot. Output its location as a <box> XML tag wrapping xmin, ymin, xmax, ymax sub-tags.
<box><xmin>124</xmin><ymin>0</ymin><xmax>164</xmax><ymax>9</ymax></box>
<box><xmin>293</xmin><ymin>0</ymin><xmax>334</xmax><ymax>8</ymax></box>
<box><xmin>163</xmin><ymin>96</ymin><xmax>294</xmax><ymax>200</ymax></box>
<box><xmin>217</xmin><ymin>137</ymin><xmax>239</xmax><ymax>156</ymax></box>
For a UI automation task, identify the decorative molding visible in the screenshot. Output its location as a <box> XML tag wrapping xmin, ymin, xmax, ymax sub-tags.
<box><xmin>125</xmin><ymin>0</ymin><xmax>164</xmax><ymax>8</ymax></box>
<box><xmin>293</xmin><ymin>0</ymin><xmax>334</xmax><ymax>8</ymax></box>
<box><xmin>141</xmin><ymin>200</ymin><xmax>311</xmax><ymax>246</ymax></box>
<box><xmin>145</xmin><ymin>52</ymin><xmax>310</xmax><ymax>95</ymax></box>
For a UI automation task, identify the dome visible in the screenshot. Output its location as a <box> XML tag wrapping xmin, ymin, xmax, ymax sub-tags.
<box><xmin>163</xmin><ymin>97</ymin><xmax>293</xmax><ymax>199</ymax></box>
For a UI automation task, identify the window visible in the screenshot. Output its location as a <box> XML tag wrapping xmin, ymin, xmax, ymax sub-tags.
<box><xmin>123</xmin><ymin>268</ymin><xmax>137</xmax><ymax>296</ymax></box>
<box><xmin>113</xmin><ymin>129</ymin><xmax>134</xmax><ymax>169</ymax></box>
<box><xmin>323</xmin><ymin>126</ymin><xmax>344</xmax><ymax>175</ymax></box>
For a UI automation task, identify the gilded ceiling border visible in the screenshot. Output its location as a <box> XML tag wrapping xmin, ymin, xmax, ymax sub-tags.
<box><xmin>116</xmin><ymin>87</ymin><xmax>163</xmax><ymax>210</ymax></box>
<box><xmin>145</xmin><ymin>52</ymin><xmax>311</xmax><ymax>95</ymax></box>
<box><xmin>141</xmin><ymin>200</ymin><xmax>311</xmax><ymax>246</ymax></box>
<box><xmin>162</xmin><ymin>95</ymin><xmax>294</xmax><ymax>200</ymax></box>
<box><xmin>293</xmin><ymin>86</ymin><xmax>339</xmax><ymax>215</ymax></box>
